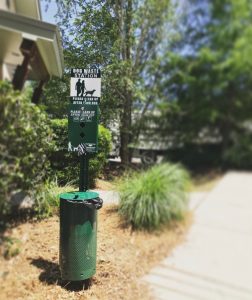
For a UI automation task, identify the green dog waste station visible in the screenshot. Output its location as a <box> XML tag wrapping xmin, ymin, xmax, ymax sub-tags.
<box><xmin>59</xmin><ymin>67</ymin><xmax>102</xmax><ymax>281</ymax></box>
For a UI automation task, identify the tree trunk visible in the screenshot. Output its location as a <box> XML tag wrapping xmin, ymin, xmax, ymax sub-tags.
<box><xmin>120</xmin><ymin>91</ymin><xmax>132</xmax><ymax>165</ymax></box>
<box><xmin>119</xmin><ymin>0</ymin><xmax>133</xmax><ymax>165</ymax></box>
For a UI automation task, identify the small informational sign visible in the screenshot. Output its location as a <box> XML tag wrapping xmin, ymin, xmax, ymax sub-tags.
<box><xmin>68</xmin><ymin>68</ymin><xmax>101</xmax><ymax>154</ymax></box>
<box><xmin>70</xmin><ymin>68</ymin><xmax>101</xmax><ymax>105</ymax></box>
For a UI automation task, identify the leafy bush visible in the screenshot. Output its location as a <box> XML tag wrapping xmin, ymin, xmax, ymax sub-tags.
<box><xmin>223</xmin><ymin>133</ymin><xmax>252</xmax><ymax>169</ymax></box>
<box><xmin>118</xmin><ymin>163</ymin><xmax>190</xmax><ymax>230</ymax></box>
<box><xmin>49</xmin><ymin>119</ymin><xmax>111</xmax><ymax>187</ymax></box>
<box><xmin>34</xmin><ymin>179</ymin><xmax>74</xmax><ymax>219</ymax></box>
<box><xmin>165</xmin><ymin>143</ymin><xmax>222</xmax><ymax>169</ymax></box>
<box><xmin>0</xmin><ymin>81</ymin><xmax>54</xmax><ymax>216</ymax></box>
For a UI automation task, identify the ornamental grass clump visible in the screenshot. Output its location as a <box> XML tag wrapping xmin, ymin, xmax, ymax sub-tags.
<box><xmin>118</xmin><ymin>163</ymin><xmax>190</xmax><ymax>230</ymax></box>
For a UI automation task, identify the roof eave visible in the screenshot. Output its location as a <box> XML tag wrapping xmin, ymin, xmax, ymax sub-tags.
<box><xmin>0</xmin><ymin>9</ymin><xmax>64</xmax><ymax>78</ymax></box>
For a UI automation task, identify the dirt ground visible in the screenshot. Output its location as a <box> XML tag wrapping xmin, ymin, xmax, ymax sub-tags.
<box><xmin>0</xmin><ymin>205</ymin><xmax>191</xmax><ymax>300</ymax></box>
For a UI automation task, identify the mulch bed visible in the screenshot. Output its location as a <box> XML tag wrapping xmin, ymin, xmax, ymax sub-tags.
<box><xmin>0</xmin><ymin>205</ymin><xmax>191</xmax><ymax>300</ymax></box>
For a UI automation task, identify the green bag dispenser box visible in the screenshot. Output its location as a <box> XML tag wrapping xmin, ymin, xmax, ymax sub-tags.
<box><xmin>59</xmin><ymin>191</ymin><xmax>103</xmax><ymax>281</ymax></box>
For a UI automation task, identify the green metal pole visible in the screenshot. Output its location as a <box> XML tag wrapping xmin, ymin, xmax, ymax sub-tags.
<box><xmin>79</xmin><ymin>154</ymin><xmax>89</xmax><ymax>192</ymax></box>
<box><xmin>84</xmin><ymin>155</ymin><xmax>89</xmax><ymax>191</ymax></box>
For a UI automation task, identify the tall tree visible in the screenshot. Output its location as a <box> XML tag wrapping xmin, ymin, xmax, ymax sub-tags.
<box><xmin>158</xmin><ymin>0</ymin><xmax>252</xmax><ymax>157</ymax></box>
<box><xmin>43</xmin><ymin>0</ymin><xmax>172</xmax><ymax>164</ymax></box>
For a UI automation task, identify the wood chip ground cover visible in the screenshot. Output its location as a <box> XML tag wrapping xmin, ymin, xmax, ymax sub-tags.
<box><xmin>0</xmin><ymin>205</ymin><xmax>191</xmax><ymax>300</ymax></box>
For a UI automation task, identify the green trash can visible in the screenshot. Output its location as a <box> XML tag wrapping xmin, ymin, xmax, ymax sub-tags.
<box><xmin>59</xmin><ymin>191</ymin><xmax>103</xmax><ymax>281</ymax></box>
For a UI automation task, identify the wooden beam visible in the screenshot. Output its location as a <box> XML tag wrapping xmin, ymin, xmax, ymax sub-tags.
<box><xmin>12</xmin><ymin>38</ymin><xmax>50</xmax><ymax>91</ymax></box>
<box><xmin>32</xmin><ymin>80</ymin><xmax>45</xmax><ymax>104</ymax></box>
<box><xmin>12</xmin><ymin>39</ymin><xmax>35</xmax><ymax>90</ymax></box>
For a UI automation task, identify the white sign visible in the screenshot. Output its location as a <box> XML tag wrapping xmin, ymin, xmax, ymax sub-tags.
<box><xmin>70</xmin><ymin>68</ymin><xmax>101</xmax><ymax>99</ymax></box>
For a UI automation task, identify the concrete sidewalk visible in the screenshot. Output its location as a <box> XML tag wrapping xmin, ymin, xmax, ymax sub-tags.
<box><xmin>144</xmin><ymin>172</ymin><xmax>252</xmax><ymax>300</ymax></box>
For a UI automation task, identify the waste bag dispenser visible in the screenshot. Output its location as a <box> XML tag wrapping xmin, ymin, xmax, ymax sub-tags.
<box><xmin>59</xmin><ymin>191</ymin><xmax>103</xmax><ymax>281</ymax></box>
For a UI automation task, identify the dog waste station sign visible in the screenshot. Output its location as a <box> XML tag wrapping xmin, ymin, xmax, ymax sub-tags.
<box><xmin>68</xmin><ymin>68</ymin><xmax>101</xmax><ymax>153</ymax></box>
<box><xmin>59</xmin><ymin>67</ymin><xmax>103</xmax><ymax>282</ymax></box>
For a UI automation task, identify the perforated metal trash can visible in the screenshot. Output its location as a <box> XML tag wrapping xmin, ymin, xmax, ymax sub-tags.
<box><xmin>59</xmin><ymin>191</ymin><xmax>103</xmax><ymax>281</ymax></box>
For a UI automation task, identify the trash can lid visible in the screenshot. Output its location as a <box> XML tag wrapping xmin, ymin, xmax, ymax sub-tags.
<box><xmin>59</xmin><ymin>191</ymin><xmax>99</xmax><ymax>201</ymax></box>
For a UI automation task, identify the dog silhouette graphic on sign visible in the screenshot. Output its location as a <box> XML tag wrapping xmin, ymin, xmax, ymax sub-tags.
<box><xmin>85</xmin><ymin>89</ymin><xmax>96</xmax><ymax>97</ymax></box>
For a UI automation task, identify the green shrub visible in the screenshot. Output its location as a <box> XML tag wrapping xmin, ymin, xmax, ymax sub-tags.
<box><xmin>0</xmin><ymin>81</ymin><xmax>54</xmax><ymax>216</ymax></box>
<box><xmin>49</xmin><ymin>119</ymin><xmax>111</xmax><ymax>187</ymax></box>
<box><xmin>165</xmin><ymin>143</ymin><xmax>222</xmax><ymax>169</ymax></box>
<box><xmin>223</xmin><ymin>133</ymin><xmax>252</xmax><ymax>169</ymax></box>
<box><xmin>34</xmin><ymin>179</ymin><xmax>74</xmax><ymax>219</ymax></box>
<box><xmin>118</xmin><ymin>163</ymin><xmax>190</xmax><ymax>230</ymax></box>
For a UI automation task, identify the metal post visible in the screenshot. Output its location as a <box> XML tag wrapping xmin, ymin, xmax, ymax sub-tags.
<box><xmin>79</xmin><ymin>154</ymin><xmax>89</xmax><ymax>192</ymax></box>
<box><xmin>84</xmin><ymin>155</ymin><xmax>89</xmax><ymax>191</ymax></box>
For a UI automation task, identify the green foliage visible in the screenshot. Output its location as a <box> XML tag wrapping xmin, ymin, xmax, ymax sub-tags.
<box><xmin>223</xmin><ymin>133</ymin><xmax>252</xmax><ymax>169</ymax></box>
<box><xmin>156</xmin><ymin>0</ymin><xmax>252</xmax><ymax>168</ymax></box>
<box><xmin>0</xmin><ymin>81</ymin><xmax>54</xmax><ymax>216</ymax></box>
<box><xmin>42</xmin><ymin>75</ymin><xmax>69</xmax><ymax>118</ymax></box>
<box><xmin>118</xmin><ymin>163</ymin><xmax>190</xmax><ymax>230</ymax></box>
<box><xmin>33</xmin><ymin>179</ymin><xmax>73</xmax><ymax>219</ymax></box>
<box><xmin>165</xmin><ymin>144</ymin><xmax>222</xmax><ymax>169</ymax></box>
<box><xmin>43</xmin><ymin>0</ymin><xmax>174</xmax><ymax>163</ymax></box>
<box><xmin>49</xmin><ymin>119</ymin><xmax>111</xmax><ymax>187</ymax></box>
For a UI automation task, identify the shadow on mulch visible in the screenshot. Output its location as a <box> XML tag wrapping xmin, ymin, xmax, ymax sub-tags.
<box><xmin>1</xmin><ymin>210</ymin><xmax>35</xmax><ymax>232</ymax></box>
<box><xmin>30</xmin><ymin>257</ymin><xmax>92</xmax><ymax>292</ymax></box>
<box><xmin>103</xmin><ymin>205</ymin><xmax>130</xmax><ymax>230</ymax></box>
